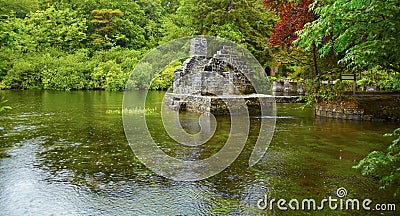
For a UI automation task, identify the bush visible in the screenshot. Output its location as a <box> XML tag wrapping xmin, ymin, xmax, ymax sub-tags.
<box><xmin>0</xmin><ymin>51</ymin><xmax>43</xmax><ymax>89</ymax></box>
<box><xmin>388</xmin><ymin>73</ymin><xmax>400</xmax><ymax>91</ymax></box>
<box><xmin>0</xmin><ymin>46</ymin><xmax>148</xmax><ymax>91</ymax></box>
<box><xmin>357</xmin><ymin>68</ymin><xmax>400</xmax><ymax>91</ymax></box>
<box><xmin>90</xmin><ymin>60</ymin><xmax>128</xmax><ymax>91</ymax></box>
<box><xmin>0</xmin><ymin>48</ymin><xmax>94</xmax><ymax>90</ymax></box>
<box><xmin>92</xmin><ymin>47</ymin><xmax>142</xmax><ymax>67</ymax></box>
<box><xmin>41</xmin><ymin>49</ymin><xmax>93</xmax><ymax>90</ymax></box>
<box><xmin>90</xmin><ymin>47</ymin><xmax>143</xmax><ymax>91</ymax></box>
<box><xmin>128</xmin><ymin>62</ymin><xmax>152</xmax><ymax>90</ymax></box>
<box><xmin>354</xmin><ymin>128</ymin><xmax>400</xmax><ymax>196</ymax></box>
<box><xmin>150</xmin><ymin>60</ymin><xmax>181</xmax><ymax>90</ymax></box>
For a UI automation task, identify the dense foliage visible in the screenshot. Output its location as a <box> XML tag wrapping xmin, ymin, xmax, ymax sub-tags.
<box><xmin>150</xmin><ymin>60</ymin><xmax>182</xmax><ymax>90</ymax></box>
<box><xmin>264</xmin><ymin>0</ymin><xmax>400</xmax><ymax>106</ymax></box>
<box><xmin>0</xmin><ymin>0</ymin><xmax>399</xmax><ymax>95</ymax></box>
<box><xmin>170</xmin><ymin>0</ymin><xmax>276</xmax><ymax>64</ymax></box>
<box><xmin>265</xmin><ymin>0</ymin><xmax>315</xmax><ymax>47</ymax></box>
<box><xmin>0</xmin><ymin>0</ymin><xmax>275</xmax><ymax>91</ymax></box>
<box><xmin>354</xmin><ymin>128</ymin><xmax>400</xmax><ymax>196</ymax></box>
<box><xmin>297</xmin><ymin>0</ymin><xmax>400</xmax><ymax>72</ymax></box>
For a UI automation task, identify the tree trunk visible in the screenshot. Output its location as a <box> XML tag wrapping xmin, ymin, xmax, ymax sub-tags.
<box><xmin>312</xmin><ymin>44</ymin><xmax>318</xmax><ymax>78</ymax></box>
<box><xmin>312</xmin><ymin>43</ymin><xmax>319</xmax><ymax>103</ymax></box>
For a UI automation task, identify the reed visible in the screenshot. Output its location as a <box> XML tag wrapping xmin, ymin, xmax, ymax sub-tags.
<box><xmin>106</xmin><ymin>107</ymin><xmax>157</xmax><ymax>115</ymax></box>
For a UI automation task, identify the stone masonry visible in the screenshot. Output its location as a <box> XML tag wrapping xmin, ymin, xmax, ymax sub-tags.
<box><xmin>165</xmin><ymin>37</ymin><xmax>267</xmax><ymax>115</ymax></box>
<box><xmin>172</xmin><ymin>38</ymin><xmax>255</xmax><ymax>96</ymax></box>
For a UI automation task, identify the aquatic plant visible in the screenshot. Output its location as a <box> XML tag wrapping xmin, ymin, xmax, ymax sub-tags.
<box><xmin>106</xmin><ymin>107</ymin><xmax>157</xmax><ymax>115</ymax></box>
<box><xmin>0</xmin><ymin>96</ymin><xmax>11</xmax><ymax>113</ymax></box>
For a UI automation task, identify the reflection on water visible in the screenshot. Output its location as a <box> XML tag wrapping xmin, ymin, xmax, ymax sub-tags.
<box><xmin>0</xmin><ymin>90</ymin><xmax>399</xmax><ymax>215</ymax></box>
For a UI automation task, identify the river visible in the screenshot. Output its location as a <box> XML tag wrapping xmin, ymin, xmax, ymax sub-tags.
<box><xmin>0</xmin><ymin>90</ymin><xmax>398</xmax><ymax>215</ymax></box>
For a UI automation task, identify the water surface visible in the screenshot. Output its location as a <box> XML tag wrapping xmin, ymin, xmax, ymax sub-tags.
<box><xmin>0</xmin><ymin>90</ymin><xmax>399</xmax><ymax>215</ymax></box>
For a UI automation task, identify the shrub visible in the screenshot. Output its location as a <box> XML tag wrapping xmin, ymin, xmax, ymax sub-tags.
<box><xmin>150</xmin><ymin>60</ymin><xmax>181</xmax><ymax>90</ymax></box>
<box><xmin>1</xmin><ymin>51</ymin><xmax>43</xmax><ymax>89</ymax></box>
<box><xmin>41</xmin><ymin>49</ymin><xmax>93</xmax><ymax>90</ymax></box>
<box><xmin>128</xmin><ymin>62</ymin><xmax>152</xmax><ymax>90</ymax></box>
<box><xmin>90</xmin><ymin>60</ymin><xmax>128</xmax><ymax>91</ymax></box>
<box><xmin>354</xmin><ymin>128</ymin><xmax>400</xmax><ymax>196</ymax></box>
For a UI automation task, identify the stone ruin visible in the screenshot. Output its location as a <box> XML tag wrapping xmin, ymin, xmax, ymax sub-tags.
<box><xmin>165</xmin><ymin>38</ymin><xmax>273</xmax><ymax>115</ymax></box>
<box><xmin>173</xmin><ymin>38</ymin><xmax>255</xmax><ymax>96</ymax></box>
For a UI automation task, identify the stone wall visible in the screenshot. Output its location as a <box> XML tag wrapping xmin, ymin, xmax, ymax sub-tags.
<box><xmin>165</xmin><ymin>93</ymin><xmax>294</xmax><ymax>115</ymax></box>
<box><xmin>211</xmin><ymin>46</ymin><xmax>255</xmax><ymax>94</ymax></box>
<box><xmin>315</xmin><ymin>96</ymin><xmax>400</xmax><ymax>121</ymax></box>
<box><xmin>315</xmin><ymin>104</ymin><xmax>371</xmax><ymax>121</ymax></box>
<box><xmin>190</xmin><ymin>38</ymin><xmax>207</xmax><ymax>56</ymax></box>
<box><xmin>357</xmin><ymin>96</ymin><xmax>400</xmax><ymax>121</ymax></box>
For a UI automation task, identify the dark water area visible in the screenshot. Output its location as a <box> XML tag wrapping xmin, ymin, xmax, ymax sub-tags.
<box><xmin>0</xmin><ymin>90</ymin><xmax>399</xmax><ymax>215</ymax></box>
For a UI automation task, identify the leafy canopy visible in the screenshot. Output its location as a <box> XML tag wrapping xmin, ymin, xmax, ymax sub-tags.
<box><xmin>264</xmin><ymin>0</ymin><xmax>316</xmax><ymax>47</ymax></box>
<box><xmin>297</xmin><ymin>0</ymin><xmax>400</xmax><ymax>72</ymax></box>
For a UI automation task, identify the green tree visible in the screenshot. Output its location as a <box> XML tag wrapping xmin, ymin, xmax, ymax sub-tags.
<box><xmin>90</xmin><ymin>9</ymin><xmax>124</xmax><ymax>52</ymax></box>
<box><xmin>24</xmin><ymin>5</ymin><xmax>88</xmax><ymax>51</ymax></box>
<box><xmin>297</xmin><ymin>0</ymin><xmax>400</xmax><ymax>72</ymax></box>
<box><xmin>0</xmin><ymin>14</ymin><xmax>30</xmax><ymax>83</ymax></box>
<box><xmin>163</xmin><ymin>0</ymin><xmax>276</xmax><ymax>66</ymax></box>
<box><xmin>54</xmin><ymin>0</ymin><xmax>149</xmax><ymax>49</ymax></box>
<box><xmin>130</xmin><ymin>62</ymin><xmax>153</xmax><ymax>90</ymax></box>
<box><xmin>0</xmin><ymin>14</ymin><xmax>29</xmax><ymax>51</ymax></box>
<box><xmin>0</xmin><ymin>0</ymin><xmax>39</xmax><ymax>18</ymax></box>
